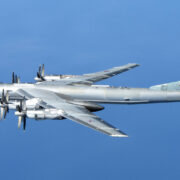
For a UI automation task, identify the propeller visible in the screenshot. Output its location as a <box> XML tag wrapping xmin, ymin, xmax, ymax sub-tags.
<box><xmin>0</xmin><ymin>90</ymin><xmax>10</xmax><ymax>120</ymax></box>
<box><xmin>12</xmin><ymin>72</ymin><xmax>20</xmax><ymax>84</ymax></box>
<box><xmin>41</xmin><ymin>64</ymin><xmax>45</xmax><ymax>77</ymax></box>
<box><xmin>16</xmin><ymin>98</ymin><xmax>27</xmax><ymax>130</ymax></box>
<box><xmin>37</xmin><ymin>64</ymin><xmax>45</xmax><ymax>81</ymax></box>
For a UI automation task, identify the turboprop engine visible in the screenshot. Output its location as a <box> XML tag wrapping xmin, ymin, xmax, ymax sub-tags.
<box><xmin>34</xmin><ymin>64</ymin><xmax>78</xmax><ymax>82</ymax></box>
<box><xmin>25</xmin><ymin>98</ymin><xmax>42</xmax><ymax>109</ymax></box>
<box><xmin>22</xmin><ymin>109</ymin><xmax>65</xmax><ymax>120</ymax></box>
<box><xmin>8</xmin><ymin>98</ymin><xmax>42</xmax><ymax>111</ymax></box>
<box><xmin>14</xmin><ymin>99</ymin><xmax>65</xmax><ymax>130</ymax></box>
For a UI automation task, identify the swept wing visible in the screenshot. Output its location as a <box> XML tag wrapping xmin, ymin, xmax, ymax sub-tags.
<box><xmin>16</xmin><ymin>89</ymin><xmax>127</xmax><ymax>137</ymax></box>
<box><xmin>38</xmin><ymin>63</ymin><xmax>139</xmax><ymax>85</ymax></box>
<box><xmin>83</xmin><ymin>63</ymin><xmax>139</xmax><ymax>83</ymax></box>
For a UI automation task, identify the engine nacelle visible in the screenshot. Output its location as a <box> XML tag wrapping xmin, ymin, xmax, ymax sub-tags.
<box><xmin>8</xmin><ymin>98</ymin><xmax>41</xmax><ymax>110</ymax></box>
<box><xmin>35</xmin><ymin>75</ymin><xmax>78</xmax><ymax>82</ymax></box>
<box><xmin>16</xmin><ymin>109</ymin><xmax>65</xmax><ymax>120</ymax></box>
<box><xmin>25</xmin><ymin>98</ymin><xmax>42</xmax><ymax>109</ymax></box>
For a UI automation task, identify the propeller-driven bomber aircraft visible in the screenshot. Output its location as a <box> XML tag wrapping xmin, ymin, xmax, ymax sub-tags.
<box><xmin>0</xmin><ymin>63</ymin><xmax>180</xmax><ymax>137</ymax></box>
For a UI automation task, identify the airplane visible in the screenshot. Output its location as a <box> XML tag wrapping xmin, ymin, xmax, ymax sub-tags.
<box><xmin>0</xmin><ymin>63</ymin><xmax>180</xmax><ymax>137</ymax></box>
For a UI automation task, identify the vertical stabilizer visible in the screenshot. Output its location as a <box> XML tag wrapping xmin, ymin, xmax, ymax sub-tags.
<box><xmin>150</xmin><ymin>81</ymin><xmax>180</xmax><ymax>91</ymax></box>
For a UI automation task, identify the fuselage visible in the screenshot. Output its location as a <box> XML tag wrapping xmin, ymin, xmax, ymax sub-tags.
<box><xmin>1</xmin><ymin>83</ymin><xmax>180</xmax><ymax>105</ymax></box>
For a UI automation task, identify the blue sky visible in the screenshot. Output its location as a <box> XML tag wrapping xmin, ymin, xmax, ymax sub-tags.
<box><xmin>0</xmin><ymin>0</ymin><xmax>180</xmax><ymax>179</ymax></box>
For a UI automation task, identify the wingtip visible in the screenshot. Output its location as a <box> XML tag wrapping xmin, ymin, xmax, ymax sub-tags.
<box><xmin>126</xmin><ymin>63</ymin><xmax>140</xmax><ymax>68</ymax></box>
<box><xmin>111</xmin><ymin>134</ymin><xmax>129</xmax><ymax>138</ymax></box>
<box><xmin>132</xmin><ymin>63</ymin><xmax>140</xmax><ymax>66</ymax></box>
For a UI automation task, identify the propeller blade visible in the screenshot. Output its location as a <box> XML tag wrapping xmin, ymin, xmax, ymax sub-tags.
<box><xmin>37</xmin><ymin>72</ymin><xmax>40</xmax><ymax>78</ymax></box>
<box><xmin>12</xmin><ymin>72</ymin><xmax>15</xmax><ymax>84</ymax></box>
<box><xmin>17</xmin><ymin>77</ymin><xmax>20</xmax><ymax>84</ymax></box>
<box><xmin>5</xmin><ymin>91</ymin><xmax>9</xmax><ymax>103</ymax></box>
<box><xmin>23</xmin><ymin>116</ymin><xmax>26</xmax><ymax>131</ymax></box>
<box><xmin>15</xmin><ymin>75</ymin><xmax>18</xmax><ymax>83</ymax></box>
<box><xmin>39</xmin><ymin>65</ymin><xmax>42</xmax><ymax>75</ymax></box>
<box><xmin>18</xmin><ymin>116</ymin><xmax>22</xmax><ymax>129</ymax></box>
<box><xmin>42</xmin><ymin>64</ymin><xmax>45</xmax><ymax>77</ymax></box>
<box><xmin>4</xmin><ymin>106</ymin><xmax>8</xmax><ymax>119</ymax></box>
<box><xmin>1</xmin><ymin>107</ymin><xmax>4</xmax><ymax>120</ymax></box>
<box><xmin>1</xmin><ymin>89</ymin><xmax>5</xmax><ymax>103</ymax></box>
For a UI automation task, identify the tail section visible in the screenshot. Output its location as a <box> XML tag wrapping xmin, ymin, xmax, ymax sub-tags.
<box><xmin>150</xmin><ymin>81</ymin><xmax>180</xmax><ymax>91</ymax></box>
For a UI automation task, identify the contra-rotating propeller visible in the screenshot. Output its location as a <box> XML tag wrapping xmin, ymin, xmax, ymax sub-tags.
<box><xmin>37</xmin><ymin>64</ymin><xmax>45</xmax><ymax>81</ymax></box>
<box><xmin>12</xmin><ymin>72</ymin><xmax>20</xmax><ymax>84</ymax></box>
<box><xmin>0</xmin><ymin>89</ymin><xmax>9</xmax><ymax>120</ymax></box>
<box><xmin>16</xmin><ymin>98</ymin><xmax>27</xmax><ymax>131</ymax></box>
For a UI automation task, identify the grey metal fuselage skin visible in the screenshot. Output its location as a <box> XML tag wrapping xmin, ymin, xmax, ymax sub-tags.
<box><xmin>1</xmin><ymin>83</ymin><xmax>180</xmax><ymax>105</ymax></box>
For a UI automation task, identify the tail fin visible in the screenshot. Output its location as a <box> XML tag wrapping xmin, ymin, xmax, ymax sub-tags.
<box><xmin>150</xmin><ymin>81</ymin><xmax>180</xmax><ymax>91</ymax></box>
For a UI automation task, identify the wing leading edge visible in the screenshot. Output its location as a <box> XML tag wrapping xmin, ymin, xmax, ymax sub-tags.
<box><xmin>16</xmin><ymin>89</ymin><xmax>128</xmax><ymax>137</ymax></box>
